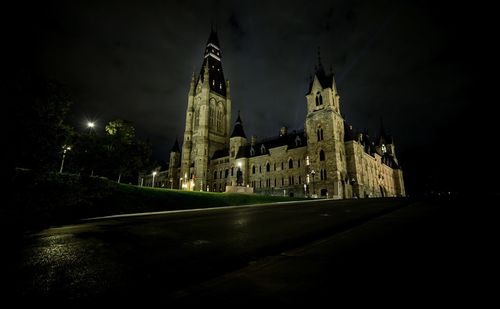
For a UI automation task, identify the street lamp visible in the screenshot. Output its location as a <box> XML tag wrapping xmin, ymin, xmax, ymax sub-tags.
<box><xmin>59</xmin><ymin>145</ymin><xmax>71</xmax><ymax>173</ymax></box>
<box><xmin>87</xmin><ymin>121</ymin><xmax>95</xmax><ymax>129</ymax></box>
<box><xmin>311</xmin><ymin>170</ymin><xmax>316</xmax><ymax>198</ymax></box>
<box><xmin>152</xmin><ymin>171</ymin><xmax>157</xmax><ymax>188</ymax></box>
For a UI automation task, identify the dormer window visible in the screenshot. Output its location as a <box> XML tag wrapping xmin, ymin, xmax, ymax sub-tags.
<box><xmin>261</xmin><ymin>144</ymin><xmax>266</xmax><ymax>154</ymax></box>
<box><xmin>315</xmin><ymin>92</ymin><xmax>323</xmax><ymax>106</ymax></box>
<box><xmin>250</xmin><ymin>147</ymin><xmax>255</xmax><ymax>156</ymax></box>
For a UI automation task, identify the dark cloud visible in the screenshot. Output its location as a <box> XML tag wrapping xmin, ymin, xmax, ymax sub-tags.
<box><xmin>10</xmin><ymin>0</ymin><xmax>493</xmax><ymax>195</ymax></box>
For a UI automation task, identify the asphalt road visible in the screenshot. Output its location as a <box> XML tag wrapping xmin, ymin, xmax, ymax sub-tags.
<box><xmin>3</xmin><ymin>197</ymin><xmax>493</xmax><ymax>305</ymax></box>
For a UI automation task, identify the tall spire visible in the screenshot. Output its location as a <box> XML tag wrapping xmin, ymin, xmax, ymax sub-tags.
<box><xmin>198</xmin><ymin>28</ymin><xmax>226</xmax><ymax>96</ymax></box>
<box><xmin>315</xmin><ymin>46</ymin><xmax>325</xmax><ymax>74</ymax></box>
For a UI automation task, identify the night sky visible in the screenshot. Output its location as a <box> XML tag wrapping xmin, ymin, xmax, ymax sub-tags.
<box><xmin>9</xmin><ymin>0</ymin><xmax>494</xmax><ymax>195</ymax></box>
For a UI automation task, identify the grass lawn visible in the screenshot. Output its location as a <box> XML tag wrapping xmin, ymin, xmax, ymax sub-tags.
<box><xmin>7</xmin><ymin>171</ymin><xmax>305</xmax><ymax>233</ymax></box>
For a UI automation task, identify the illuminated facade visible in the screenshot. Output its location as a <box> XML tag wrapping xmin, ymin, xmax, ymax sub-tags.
<box><xmin>168</xmin><ymin>29</ymin><xmax>405</xmax><ymax>198</ymax></box>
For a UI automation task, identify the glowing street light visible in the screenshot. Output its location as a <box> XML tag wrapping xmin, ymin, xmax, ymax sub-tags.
<box><xmin>59</xmin><ymin>145</ymin><xmax>71</xmax><ymax>173</ymax></box>
<box><xmin>152</xmin><ymin>171</ymin><xmax>157</xmax><ymax>188</ymax></box>
<box><xmin>87</xmin><ymin>121</ymin><xmax>95</xmax><ymax>128</ymax></box>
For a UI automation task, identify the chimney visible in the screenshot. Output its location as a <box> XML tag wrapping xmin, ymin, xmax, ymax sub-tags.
<box><xmin>280</xmin><ymin>126</ymin><xmax>288</xmax><ymax>136</ymax></box>
<box><xmin>251</xmin><ymin>135</ymin><xmax>257</xmax><ymax>146</ymax></box>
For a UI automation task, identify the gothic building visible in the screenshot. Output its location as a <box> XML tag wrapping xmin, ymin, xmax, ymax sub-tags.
<box><xmin>161</xmin><ymin>29</ymin><xmax>405</xmax><ymax>198</ymax></box>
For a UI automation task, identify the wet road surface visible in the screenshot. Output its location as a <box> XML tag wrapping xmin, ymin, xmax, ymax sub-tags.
<box><xmin>6</xmin><ymin>197</ymin><xmax>483</xmax><ymax>305</ymax></box>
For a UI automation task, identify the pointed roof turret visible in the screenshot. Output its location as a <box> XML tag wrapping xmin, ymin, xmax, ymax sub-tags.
<box><xmin>171</xmin><ymin>138</ymin><xmax>180</xmax><ymax>153</ymax></box>
<box><xmin>308</xmin><ymin>47</ymin><xmax>336</xmax><ymax>93</ymax></box>
<box><xmin>230</xmin><ymin>111</ymin><xmax>247</xmax><ymax>138</ymax></box>
<box><xmin>377</xmin><ymin>117</ymin><xmax>393</xmax><ymax>145</ymax></box>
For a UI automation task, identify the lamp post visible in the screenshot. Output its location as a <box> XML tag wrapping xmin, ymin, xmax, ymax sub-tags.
<box><xmin>311</xmin><ymin>170</ymin><xmax>316</xmax><ymax>198</ymax></box>
<box><xmin>59</xmin><ymin>145</ymin><xmax>71</xmax><ymax>173</ymax></box>
<box><xmin>152</xmin><ymin>171</ymin><xmax>157</xmax><ymax>188</ymax></box>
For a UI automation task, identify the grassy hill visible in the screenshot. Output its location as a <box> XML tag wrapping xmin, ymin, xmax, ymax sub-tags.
<box><xmin>7</xmin><ymin>171</ymin><xmax>304</xmax><ymax>233</ymax></box>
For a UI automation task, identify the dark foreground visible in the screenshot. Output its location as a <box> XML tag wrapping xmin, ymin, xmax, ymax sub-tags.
<box><xmin>3</xmin><ymin>198</ymin><xmax>494</xmax><ymax>305</ymax></box>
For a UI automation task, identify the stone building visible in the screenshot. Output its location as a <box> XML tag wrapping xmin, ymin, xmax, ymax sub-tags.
<box><xmin>160</xmin><ymin>29</ymin><xmax>405</xmax><ymax>198</ymax></box>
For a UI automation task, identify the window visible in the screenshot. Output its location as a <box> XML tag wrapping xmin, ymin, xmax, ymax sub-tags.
<box><xmin>266</xmin><ymin>163</ymin><xmax>270</xmax><ymax>172</ymax></box>
<box><xmin>214</xmin><ymin>171</ymin><xmax>217</xmax><ymax>179</ymax></box>
<box><xmin>288</xmin><ymin>159</ymin><xmax>293</xmax><ymax>169</ymax></box>
<box><xmin>250</xmin><ymin>147</ymin><xmax>255</xmax><ymax>156</ymax></box>
<box><xmin>315</xmin><ymin>92</ymin><xmax>323</xmax><ymax>106</ymax></box>
<box><xmin>319</xmin><ymin>150</ymin><xmax>326</xmax><ymax>161</ymax></box>
<box><xmin>320</xmin><ymin>169</ymin><xmax>327</xmax><ymax>180</ymax></box>
<box><xmin>252</xmin><ymin>165</ymin><xmax>256</xmax><ymax>174</ymax></box>
<box><xmin>317</xmin><ymin>128</ymin><xmax>324</xmax><ymax>141</ymax></box>
<box><xmin>298</xmin><ymin>176</ymin><xmax>302</xmax><ymax>184</ymax></box>
<box><xmin>281</xmin><ymin>162</ymin><xmax>284</xmax><ymax>170</ymax></box>
<box><xmin>261</xmin><ymin>144</ymin><xmax>266</xmax><ymax>154</ymax></box>
<box><xmin>225</xmin><ymin>169</ymin><xmax>229</xmax><ymax>178</ymax></box>
<box><xmin>298</xmin><ymin>159</ymin><xmax>301</xmax><ymax>167</ymax></box>
<box><xmin>209</xmin><ymin>108</ymin><xmax>214</xmax><ymax>126</ymax></box>
<box><xmin>231</xmin><ymin>167</ymin><xmax>234</xmax><ymax>176</ymax></box>
<box><xmin>216</xmin><ymin>110</ymin><xmax>222</xmax><ymax>131</ymax></box>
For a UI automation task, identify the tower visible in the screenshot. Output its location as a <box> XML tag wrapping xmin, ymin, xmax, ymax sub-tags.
<box><xmin>305</xmin><ymin>53</ymin><xmax>349</xmax><ymax>198</ymax></box>
<box><xmin>229</xmin><ymin>112</ymin><xmax>247</xmax><ymax>186</ymax></box>
<box><xmin>181</xmin><ymin>28</ymin><xmax>231</xmax><ymax>191</ymax></box>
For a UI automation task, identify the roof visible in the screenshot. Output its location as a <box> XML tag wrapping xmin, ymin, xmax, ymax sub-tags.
<box><xmin>230</xmin><ymin>113</ymin><xmax>246</xmax><ymax>138</ymax></box>
<box><xmin>207</xmin><ymin>28</ymin><xmax>220</xmax><ymax>47</ymax></box>
<box><xmin>212</xmin><ymin>148</ymin><xmax>229</xmax><ymax>160</ymax></box>
<box><xmin>170</xmin><ymin>138</ymin><xmax>180</xmax><ymax>153</ymax></box>
<box><xmin>307</xmin><ymin>50</ymin><xmax>335</xmax><ymax>93</ymax></box>
<box><xmin>198</xmin><ymin>29</ymin><xmax>226</xmax><ymax>96</ymax></box>
<box><xmin>235</xmin><ymin>130</ymin><xmax>307</xmax><ymax>159</ymax></box>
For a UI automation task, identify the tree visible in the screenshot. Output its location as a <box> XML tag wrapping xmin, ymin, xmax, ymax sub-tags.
<box><xmin>11</xmin><ymin>77</ymin><xmax>74</xmax><ymax>172</ymax></box>
<box><xmin>104</xmin><ymin>119</ymin><xmax>151</xmax><ymax>183</ymax></box>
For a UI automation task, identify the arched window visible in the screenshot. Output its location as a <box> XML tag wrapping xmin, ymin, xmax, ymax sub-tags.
<box><xmin>250</xmin><ymin>147</ymin><xmax>255</xmax><ymax>156</ymax></box>
<box><xmin>288</xmin><ymin>159</ymin><xmax>293</xmax><ymax>169</ymax></box>
<box><xmin>214</xmin><ymin>171</ymin><xmax>217</xmax><ymax>179</ymax></box>
<box><xmin>319</xmin><ymin>150</ymin><xmax>326</xmax><ymax>161</ymax></box>
<box><xmin>317</xmin><ymin>128</ymin><xmax>324</xmax><ymax>141</ymax></box>
<box><xmin>298</xmin><ymin>159</ymin><xmax>301</xmax><ymax>167</ymax></box>
<box><xmin>266</xmin><ymin>163</ymin><xmax>270</xmax><ymax>172</ymax></box>
<box><xmin>261</xmin><ymin>144</ymin><xmax>266</xmax><ymax>154</ymax></box>
<box><xmin>315</xmin><ymin>92</ymin><xmax>323</xmax><ymax>106</ymax></box>
<box><xmin>209</xmin><ymin>108</ymin><xmax>215</xmax><ymax>127</ymax></box>
<box><xmin>252</xmin><ymin>165</ymin><xmax>256</xmax><ymax>174</ymax></box>
<box><xmin>216</xmin><ymin>110</ymin><xmax>222</xmax><ymax>132</ymax></box>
